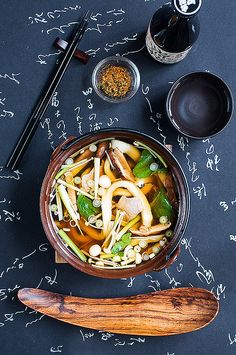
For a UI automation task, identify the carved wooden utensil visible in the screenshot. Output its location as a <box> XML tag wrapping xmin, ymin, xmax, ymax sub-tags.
<box><xmin>18</xmin><ymin>287</ymin><xmax>219</xmax><ymax>336</ymax></box>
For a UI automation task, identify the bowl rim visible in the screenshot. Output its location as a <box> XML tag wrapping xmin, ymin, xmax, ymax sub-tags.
<box><xmin>166</xmin><ymin>71</ymin><xmax>234</xmax><ymax>139</ymax></box>
<box><xmin>40</xmin><ymin>128</ymin><xmax>190</xmax><ymax>278</ymax></box>
<box><xmin>92</xmin><ymin>55</ymin><xmax>141</xmax><ymax>103</ymax></box>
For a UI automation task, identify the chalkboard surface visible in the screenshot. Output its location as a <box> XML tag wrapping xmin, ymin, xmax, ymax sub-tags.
<box><xmin>0</xmin><ymin>1</ymin><xmax>236</xmax><ymax>354</ymax></box>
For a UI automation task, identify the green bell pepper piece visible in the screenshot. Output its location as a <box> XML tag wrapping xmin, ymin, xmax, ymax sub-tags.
<box><xmin>133</xmin><ymin>150</ymin><xmax>156</xmax><ymax>178</ymax></box>
<box><xmin>112</xmin><ymin>233</ymin><xmax>132</xmax><ymax>254</ymax></box>
<box><xmin>77</xmin><ymin>194</ymin><xmax>100</xmax><ymax>220</ymax></box>
<box><xmin>151</xmin><ymin>189</ymin><xmax>174</xmax><ymax>220</ymax></box>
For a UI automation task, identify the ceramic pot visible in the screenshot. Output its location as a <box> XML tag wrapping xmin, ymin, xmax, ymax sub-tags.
<box><xmin>40</xmin><ymin>129</ymin><xmax>190</xmax><ymax>278</ymax></box>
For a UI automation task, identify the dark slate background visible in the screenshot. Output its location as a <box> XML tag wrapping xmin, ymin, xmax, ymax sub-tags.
<box><xmin>0</xmin><ymin>0</ymin><xmax>235</xmax><ymax>354</ymax></box>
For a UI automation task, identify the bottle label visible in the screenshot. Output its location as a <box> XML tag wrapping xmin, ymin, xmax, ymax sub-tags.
<box><xmin>173</xmin><ymin>0</ymin><xmax>202</xmax><ymax>16</ymax></box>
<box><xmin>145</xmin><ymin>26</ymin><xmax>191</xmax><ymax>64</ymax></box>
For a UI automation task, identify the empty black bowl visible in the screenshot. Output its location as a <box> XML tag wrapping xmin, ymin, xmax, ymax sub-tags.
<box><xmin>166</xmin><ymin>72</ymin><xmax>234</xmax><ymax>139</ymax></box>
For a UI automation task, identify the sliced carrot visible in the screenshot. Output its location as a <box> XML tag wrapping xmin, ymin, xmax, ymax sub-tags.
<box><xmin>71</xmin><ymin>161</ymin><xmax>91</xmax><ymax>177</ymax></box>
<box><xmin>135</xmin><ymin>176</ymin><xmax>156</xmax><ymax>185</ymax></box>
<box><xmin>71</xmin><ymin>149</ymin><xmax>94</xmax><ymax>177</ymax></box>
<box><xmin>65</xmin><ymin>172</ymin><xmax>77</xmax><ymax>210</ymax></box>
<box><xmin>113</xmin><ymin>188</ymin><xmax>132</xmax><ymax>197</ymax></box>
<box><xmin>74</xmin><ymin>149</ymin><xmax>93</xmax><ymax>163</ymax></box>
<box><xmin>157</xmin><ymin>171</ymin><xmax>167</xmax><ymax>185</ymax></box>
<box><xmin>55</xmin><ymin>220</ymin><xmax>92</xmax><ymax>245</ymax></box>
<box><xmin>69</xmin><ymin>227</ymin><xmax>92</xmax><ymax>244</ymax></box>
<box><xmin>79</xmin><ymin>219</ymin><xmax>105</xmax><ymax>241</ymax></box>
<box><xmin>130</xmin><ymin>239</ymin><xmax>140</xmax><ymax>246</ymax></box>
<box><xmin>126</xmin><ymin>156</ymin><xmax>135</xmax><ymax>169</ymax></box>
<box><xmin>100</xmin><ymin>159</ymin><xmax>105</xmax><ymax>176</ymax></box>
<box><xmin>104</xmin><ymin>158</ymin><xmax>116</xmax><ymax>181</ymax></box>
<box><xmin>81</xmin><ymin>167</ymin><xmax>92</xmax><ymax>177</ymax></box>
<box><xmin>141</xmin><ymin>183</ymin><xmax>153</xmax><ymax>195</ymax></box>
<box><xmin>154</xmin><ymin>173</ymin><xmax>165</xmax><ymax>189</ymax></box>
<box><xmin>146</xmin><ymin>241</ymin><xmax>161</xmax><ymax>254</ymax></box>
<box><xmin>80</xmin><ymin>240</ymin><xmax>98</xmax><ymax>253</ymax></box>
<box><xmin>132</xmin><ymin>221</ymin><xmax>141</xmax><ymax>230</ymax></box>
<box><xmin>55</xmin><ymin>220</ymin><xmax>67</xmax><ymax>228</ymax></box>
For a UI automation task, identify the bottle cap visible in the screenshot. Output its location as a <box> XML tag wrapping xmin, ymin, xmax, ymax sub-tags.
<box><xmin>173</xmin><ymin>0</ymin><xmax>202</xmax><ymax>16</ymax></box>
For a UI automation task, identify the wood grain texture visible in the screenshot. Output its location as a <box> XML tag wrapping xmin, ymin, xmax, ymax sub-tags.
<box><xmin>18</xmin><ymin>287</ymin><xmax>219</xmax><ymax>336</ymax></box>
<box><xmin>55</xmin><ymin>251</ymin><xmax>67</xmax><ymax>264</ymax></box>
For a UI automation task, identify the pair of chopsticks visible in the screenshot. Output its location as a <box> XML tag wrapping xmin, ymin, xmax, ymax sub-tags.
<box><xmin>6</xmin><ymin>11</ymin><xmax>91</xmax><ymax>170</ymax></box>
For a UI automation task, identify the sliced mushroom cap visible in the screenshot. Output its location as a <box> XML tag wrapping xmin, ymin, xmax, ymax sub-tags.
<box><xmin>111</xmin><ymin>140</ymin><xmax>141</xmax><ymax>162</ymax></box>
<box><xmin>130</xmin><ymin>222</ymin><xmax>171</xmax><ymax>236</ymax></box>
<box><xmin>74</xmin><ymin>148</ymin><xmax>94</xmax><ymax>163</ymax></box>
<box><xmin>96</xmin><ymin>141</ymin><xmax>109</xmax><ymax>159</ymax></box>
<box><xmin>163</xmin><ymin>174</ymin><xmax>179</xmax><ymax>210</ymax></box>
<box><xmin>108</xmin><ymin>148</ymin><xmax>135</xmax><ymax>182</ymax></box>
<box><xmin>104</xmin><ymin>158</ymin><xmax>117</xmax><ymax>181</ymax></box>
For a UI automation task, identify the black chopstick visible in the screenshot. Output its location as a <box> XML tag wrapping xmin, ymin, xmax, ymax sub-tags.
<box><xmin>6</xmin><ymin>11</ymin><xmax>91</xmax><ymax>170</ymax></box>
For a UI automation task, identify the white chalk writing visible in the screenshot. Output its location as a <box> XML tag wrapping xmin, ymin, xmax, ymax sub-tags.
<box><xmin>141</xmin><ymin>84</ymin><xmax>167</xmax><ymax>145</ymax></box>
<box><xmin>36</xmin><ymin>51</ymin><xmax>61</xmax><ymax>65</ymax></box>
<box><xmin>0</xmin><ymin>243</ymin><xmax>49</xmax><ymax>280</ymax></box>
<box><xmin>219</xmin><ymin>198</ymin><xmax>236</xmax><ymax>212</ymax></box>
<box><xmin>203</xmin><ymin>139</ymin><xmax>221</xmax><ymax>172</ymax></box>
<box><xmin>164</xmin><ymin>269</ymin><xmax>181</xmax><ymax>288</ymax></box>
<box><xmin>80</xmin><ymin>330</ymin><xmax>95</xmax><ymax>341</ymax></box>
<box><xmin>0</xmin><ymin>167</ymin><xmax>22</xmax><ymax>180</ymax></box>
<box><xmin>28</xmin><ymin>6</ymin><xmax>81</xmax><ymax>25</ymax></box>
<box><xmin>104</xmin><ymin>33</ymin><xmax>138</xmax><ymax>52</ymax></box>
<box><xmin>0</xmin><ymin>198</ymin><xmax>21</xmax><ymax>222</ymax></box>
<box><xmin>50</xmin><ymin>345</ymin><xmax>63</xmax><ymax>353</ymax></box>
<box><xmin>145</xmin><ymin>273</ymin><xmax>161</xmax><ymax>291</ymax></box>
<box><xmin>182</xmin><ymin>238</ymin><xmax>226</xmax><ymax>299</ymax></box>
<box><xmin>0</xmin><ymin>73</ymin><xmax>20</xmax><ymax>85</ymax></box>
<box><xmin>228</xmin><ymin>333</ymin><xmax>236</xmax><ymax>345</ymax></box>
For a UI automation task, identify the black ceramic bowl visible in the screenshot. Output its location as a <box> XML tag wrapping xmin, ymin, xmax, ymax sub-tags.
<box><xmin>166</xmin><ymin>72</ymin><xmax>234</xmax><ymax>139</ymax></box>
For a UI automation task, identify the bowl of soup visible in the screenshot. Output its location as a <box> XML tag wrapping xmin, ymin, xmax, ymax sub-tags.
<box><xmin>40</xmin><ymin>129</ymin><xmax>190</xmax><ymax>278</ymax></box>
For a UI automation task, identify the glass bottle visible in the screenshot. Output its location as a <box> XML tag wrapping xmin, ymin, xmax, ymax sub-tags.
<box><xmin>146</xmin><ymin>0</ymin><xmax>201</xmax><ymax>64</ymax></box>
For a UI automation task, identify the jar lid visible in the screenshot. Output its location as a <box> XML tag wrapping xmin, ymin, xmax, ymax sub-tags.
<box><xmin>172</xmin><ymin>0</ymin><xmax>202</xmax><ymax>16</ymax></box>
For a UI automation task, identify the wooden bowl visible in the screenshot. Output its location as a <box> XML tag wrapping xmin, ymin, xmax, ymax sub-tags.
<box><xmin>40</xmin><ymin>129</ymin><xmax>190</xmax><ymax>278</ymax></box>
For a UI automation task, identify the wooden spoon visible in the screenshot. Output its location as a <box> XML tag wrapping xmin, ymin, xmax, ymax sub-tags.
<box><xmin>18</xmin><ymin>287</ymin><xmax>219</xmax><ymax>336</ymax></box>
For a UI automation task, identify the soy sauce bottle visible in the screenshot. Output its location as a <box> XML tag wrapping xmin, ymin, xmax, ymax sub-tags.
<box><xmin>146</xmin><ymin>0</ymin><xmax>202</xmax><ymax>64</ymax></box>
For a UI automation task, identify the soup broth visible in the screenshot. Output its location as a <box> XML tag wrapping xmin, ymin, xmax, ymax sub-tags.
<box><xmin>49</xmin><ymin>138</ymin><xmax>179</xmax><ymax>270</ymax></box>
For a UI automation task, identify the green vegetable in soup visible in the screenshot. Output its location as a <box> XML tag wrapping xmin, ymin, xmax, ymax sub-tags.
<box><xmin>133</xmin><ymin>150</ymin><xmax>164</xmax><ymax>178</ymax></box>
<box><xmin>77</xmin><ymin>194</ymin><xmax>100</xmax><ymax>220</ymax></box>
<box><xmin>133</xmin><ymin>141</ymin><xmax>167</xmax><ymax>168</ymax></box>
<box><xmin>151</xmin><ymin>189</ymin><xmax>174</xmax><ymax>221</ymax></box>
<box><xmin>112</xmin><ymin>233</ymin><xmax>132</xmax><ymax>254</ymax></box>
<box><xmin>133</xmin><ymin>150</ymin><xmax>154</xmax><ymax>178</ymax></box>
